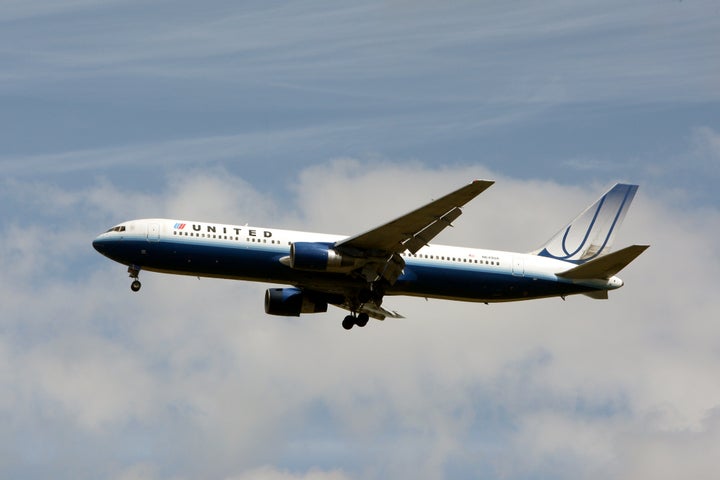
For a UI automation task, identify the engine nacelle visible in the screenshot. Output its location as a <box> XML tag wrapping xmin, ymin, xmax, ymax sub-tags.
<box><xmin>287</xmin><ymin>242</ymin><xmax>361</xmax><ymax>272</ymax></box>
<box><xmin>264</xmin><ymin>287</ymin><xmax>328</xmax><ymax>316</ymax></box>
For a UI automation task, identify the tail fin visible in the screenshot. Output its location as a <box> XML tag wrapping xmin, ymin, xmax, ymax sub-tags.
<box><xmin>534</xmin><ymin>184</ymin><xmax>639</xmax><ymax>264</ymax></box>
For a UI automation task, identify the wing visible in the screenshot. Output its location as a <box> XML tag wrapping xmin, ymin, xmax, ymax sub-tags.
<box><xmin>335</xmin><ymin>179</ymin><xmax>494</xmax><ymax>255</ymax></box>
<box><xmin>288</xmin><ymin>180</ymin><xmax>493</xmax><ymax>320</ymax></box>
<box><xmin>331</xmin><ymin>180</ymin><xmax>493</xmax><ymax>285</ymax></box>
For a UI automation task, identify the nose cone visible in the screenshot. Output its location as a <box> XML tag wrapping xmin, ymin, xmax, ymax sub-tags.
<box><xmin>92</xmin><ymin>235</ymin><xmax>108</xmax><ymax>255</ymax></box>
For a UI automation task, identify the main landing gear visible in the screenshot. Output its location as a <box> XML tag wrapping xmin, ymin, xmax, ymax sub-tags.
<box><xmin>128</xmin><ymin>265</ymin><xmax>142</xmax><ymax>292</ymax></box>
<box><xmin>341</xmin><ymin>284</ymin><xmax>384</xmax><ymax>330</ymax></box>
<box><xmin>342</xmin><ymin>312</ymin><xmax>370</xmax><ymax>330</ymax></box>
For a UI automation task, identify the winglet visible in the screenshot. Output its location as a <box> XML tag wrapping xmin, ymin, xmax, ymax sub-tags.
<box><xmin>556</xmin><ymin>244</ymin><xmax>649</xmax><ymax>280</ymax></box>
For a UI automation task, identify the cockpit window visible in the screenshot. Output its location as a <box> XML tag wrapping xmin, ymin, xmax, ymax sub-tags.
<box><xmin>106</xmin><ymin>225</ymin><xmax>126</xmax><ymax>233</ymax></box>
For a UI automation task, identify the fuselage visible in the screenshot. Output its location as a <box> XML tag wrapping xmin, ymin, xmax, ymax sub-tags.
<box><xmin>92</xmin><ymin>218</ymin><xmax>622</xmax><ymax>303</ymax></box>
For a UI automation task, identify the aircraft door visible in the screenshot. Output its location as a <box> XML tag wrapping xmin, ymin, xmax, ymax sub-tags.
<box><xmin>147</xmin><ymin>223</ymin><xmax>160</xmax><ymax>242</ymax></box>
<box><xmin>512</xmin><ymin>256</ymin><xmax>524</xmax><ymax>276</ymax></box>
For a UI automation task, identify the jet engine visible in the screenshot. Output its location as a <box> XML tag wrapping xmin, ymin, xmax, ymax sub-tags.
<box><xmin>284</xmin><ymin>242</ymin><xmax>362</xmax><ymax>272</ymax></box>
<box><xmin>264</xmin><ymin>287</ymin><xmax>328</xmax><ymax>316</ymax></box>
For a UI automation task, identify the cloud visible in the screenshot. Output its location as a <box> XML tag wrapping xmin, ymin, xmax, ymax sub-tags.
<box><xmin>2</xmin><ymin>1</ymin><xmax>718</xmax><ymax>478</ymax></box>
<box><xmin>0</xmin><ymin>128</ymin><xmax>335</xmax><ymax>177</ymax></box>
<box><xmin>226</xmin><ymin>466</ymin><xmax>352</xmax><ymax>480</ymax></box>
<box><xmin>1</xmin><ymin>163</ymin><xmax>719</xmax><ymax>479</ymax></box>
<box><xmin>689</xmin><ymin>126</ymin><xmax>720</xmax><ymax>177</ymax></box>
<box><xmin>0</xmin><ymin>0</ymin><xmax>128</xmax><ymax>21</ymax></box>
<box><xmin>2</xmin><ymin>0</ymin><xmax>717</xmax><ymax>106</ymax></box>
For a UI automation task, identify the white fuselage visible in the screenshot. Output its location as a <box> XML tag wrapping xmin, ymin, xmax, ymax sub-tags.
<box><xmin>93</xmin><ymin>218</ymin><xmax>622</xmax><ymax>304</ymax></box>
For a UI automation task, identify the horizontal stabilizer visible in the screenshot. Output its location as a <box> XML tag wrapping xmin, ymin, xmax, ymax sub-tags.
<box><xmin>557</xmin><ymin>245</ymin><xmax>649</xmax><ymax>280</ymax></box>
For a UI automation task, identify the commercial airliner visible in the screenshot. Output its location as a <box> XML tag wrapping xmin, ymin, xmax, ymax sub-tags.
<box><xmin>92</xmin><ymin>181</ymin><xmax>648</xmax><ymax>329</ymax></box>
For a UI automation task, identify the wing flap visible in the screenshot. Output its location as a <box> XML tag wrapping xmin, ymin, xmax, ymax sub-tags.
<box><xmin>361</xmin><ymin>302</ymin><xmax>404</xmax><ymax>320</ymax></box>
<box><xmin>557</xmin><ymin>244</ymin><xmax>649</xmax><ymax>280</ymax></box>
<box><xmin>332</xmin><ymin>300</ymin><xmax>404</xmax><ymax>320</ymax></box>
<box><xmin>402</xmin><ymin>206</ymin><xmax>462</xmax><ymax>254</ymax></box>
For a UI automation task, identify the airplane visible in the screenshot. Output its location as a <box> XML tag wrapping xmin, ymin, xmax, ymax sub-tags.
<box><xmin>92</xmin><ymin>181</ymin><xmax>649</xmax><ymax>330</ymax></box>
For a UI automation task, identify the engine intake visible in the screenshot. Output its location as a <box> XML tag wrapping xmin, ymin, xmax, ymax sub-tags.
<box><xmin>264</xmin><ymin>287</ymin><xmax>328</xmax><ymax>316</ymax></box>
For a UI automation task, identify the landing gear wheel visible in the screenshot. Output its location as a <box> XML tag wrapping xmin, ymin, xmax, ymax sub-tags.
<box><xmin>356</xmin><ymin>313</ymin><xmax>369</xmax><ymax>327</ymax></box>
<box><xmin>342</xmin><ymin>315</ymin><xmax>355</xmax><ymax>330</ymax></box>
<box><xmin>127</xmin><ymin>265</ymin><xmax>142</xmax><ymax>292</ymax></box>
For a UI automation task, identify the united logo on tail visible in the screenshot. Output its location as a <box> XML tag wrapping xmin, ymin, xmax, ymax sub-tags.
<box><xmin>535</xmin><ymin>184</ymin><xmax>639</xmax><ymax>264</ymax></box>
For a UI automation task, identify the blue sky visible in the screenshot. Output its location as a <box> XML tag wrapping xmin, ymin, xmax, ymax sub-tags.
<box><xmin>1</xmin><ymin>1</ymin><xmax>719</xmax><ymax>479</ymax></box>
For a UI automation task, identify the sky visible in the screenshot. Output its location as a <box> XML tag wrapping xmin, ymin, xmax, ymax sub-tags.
<box><xmin>1</xmin><ymin>1</ymin><xmax>719</xmax><ymax>479</ymax></box>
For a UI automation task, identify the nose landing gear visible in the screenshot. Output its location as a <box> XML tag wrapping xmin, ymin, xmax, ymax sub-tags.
<box><xmin>128</xmin><ymin>265</ymin><xmax>142</xmax><ymax>292</ymax></box>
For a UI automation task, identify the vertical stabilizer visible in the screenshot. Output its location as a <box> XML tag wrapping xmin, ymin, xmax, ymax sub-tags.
<box><xmin>534</xmin><ymin>184</ymin><xmax>638</xmax><ymax>264</ymax></box>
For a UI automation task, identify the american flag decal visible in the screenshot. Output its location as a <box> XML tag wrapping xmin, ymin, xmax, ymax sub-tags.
<box><xmin>174</xmin><ymin>223</ymin><xmax>186</xmax><ymax>230</ymax></box>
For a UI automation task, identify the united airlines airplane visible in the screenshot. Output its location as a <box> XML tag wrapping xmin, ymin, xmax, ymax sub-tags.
<box><xmin>93</xmin><ymin>181</ymin><xmax>648</xmax><ymax>329</ymax></box>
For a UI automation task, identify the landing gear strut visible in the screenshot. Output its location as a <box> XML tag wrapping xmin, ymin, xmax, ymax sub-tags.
<box><xmin>342</xmin><ymin>312</ymin><xmax>370</xmax><ymax>330</ymax></box>
<box><xmin>342</xmin><ymin>283</ymin><xmax>384</xmax><ymax>330</ymax></box>
<box><xmin>128</xmin><ymin>265</ymin><xmax>142</xmax><ymax>292</ymax></box>
<box><xmin>359</xmin><ymin>284</ymin><xmax>384</xmax><ymax>306</ymax></box>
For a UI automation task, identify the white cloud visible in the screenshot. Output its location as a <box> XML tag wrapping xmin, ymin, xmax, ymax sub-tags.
<box><xmin>111</xmin><ymin>463</ymin><xmax>162</xmax><ymax>480</ymax></box>
<box><xmin>1</xmin><ymin>163</ymin><xmax>719</xmax><ymax>479</ymax></box>
<box><xmin>226</xmin><ymin>466</ymin><xmax>352</xmax><ymax>480</ymax></box>
<box><xmin>0</xmin><ymin>128</ymin><xmax>332</xmax><ymax>177</ymax></box>
<box><xmin>1</xmin><ymin>1</ymin><xmax>718</xmax><ymax>477</ymax></box>
<box><xmin>24</xmin><ymin>335</ymin><xmax>159</xmax><ymax>431</ymax></box>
